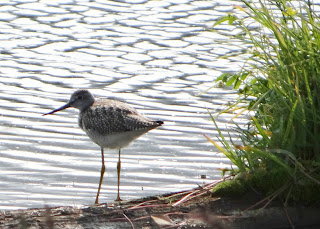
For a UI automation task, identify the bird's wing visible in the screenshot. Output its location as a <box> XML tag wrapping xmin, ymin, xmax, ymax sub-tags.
<box><xmin>79</xmin><ymin>99</ymin><xmax>157</xmax><ymax>135</ymax></box>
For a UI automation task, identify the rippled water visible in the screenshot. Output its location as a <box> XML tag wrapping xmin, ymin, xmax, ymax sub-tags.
<box><xmin>0</xmin><ymin>0</ymin><xmax>250</xmax><ymax>210</ymax></box>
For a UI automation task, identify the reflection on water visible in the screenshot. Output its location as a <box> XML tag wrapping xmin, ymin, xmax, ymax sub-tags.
<box><xmin>0</xmin><ymin>0</ymin><xmax>249</xmax><ymax>210</ymax></box>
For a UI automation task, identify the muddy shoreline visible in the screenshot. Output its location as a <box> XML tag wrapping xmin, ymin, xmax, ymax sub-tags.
<box><xmin>1</xmin><ymin>183</ymin><xmax>319</xmax><ymax>229</ymax></box>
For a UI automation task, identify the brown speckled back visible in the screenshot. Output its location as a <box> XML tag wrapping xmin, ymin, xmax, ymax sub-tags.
<box><xmin>79</xmin><ymin>98</ymin><xmax>162</xmax><ymax>136</ymax></box>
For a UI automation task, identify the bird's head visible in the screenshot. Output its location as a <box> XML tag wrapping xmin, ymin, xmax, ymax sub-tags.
<box><xmin>43</xmin><ymin>89</ymin><xmax>95</xmax><ymax>116</ymax></box>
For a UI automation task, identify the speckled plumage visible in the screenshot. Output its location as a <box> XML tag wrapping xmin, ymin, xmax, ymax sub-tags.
<box><xmin>43</xmin><ymin>89</ymin><xmax>163</xmax><ymax>204</ymax></box>
<box><xmin>78</xmin><ymin>98</ymin><xmax>162</xmax><ymax>149</ymax></box>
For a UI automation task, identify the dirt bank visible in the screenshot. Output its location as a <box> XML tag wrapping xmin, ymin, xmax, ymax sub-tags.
<box><xmin>1</xmin><ymin>181</ymin><xmax>319</xmax><ymax>229</ymax></box>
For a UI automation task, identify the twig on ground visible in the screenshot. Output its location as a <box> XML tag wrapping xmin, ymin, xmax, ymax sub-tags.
<box><xmin>123</xmin><ymin>212</ymin><xmax>135</xmax><ymax>229</ymax></box>
<box><xmin>172</xmin><ymin>176</ymin><xmax>231</xmax><ymax>207</ymax></box>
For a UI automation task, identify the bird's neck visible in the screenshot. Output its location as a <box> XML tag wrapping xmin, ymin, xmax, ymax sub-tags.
<box><xmin>80</xmin><ymin>99</ymin><xmax>95</xmax><ymax>112</ymax></box>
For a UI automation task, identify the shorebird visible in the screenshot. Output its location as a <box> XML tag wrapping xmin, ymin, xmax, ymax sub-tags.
<box><xmin>43</xmin><ymin>89</ymin><xmax>163</xmax><ymax>204</ymax></box>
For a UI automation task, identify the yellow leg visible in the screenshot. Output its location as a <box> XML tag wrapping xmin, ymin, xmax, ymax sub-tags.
<box><xmin>95</xmin><ymin>147</ymin><xmax>105</xmax><ymax>204</ymax></box>
<box><xmin>115</xmin><ymin>149</ymin><xmax>122</xmax><ymax>201</ymax></box>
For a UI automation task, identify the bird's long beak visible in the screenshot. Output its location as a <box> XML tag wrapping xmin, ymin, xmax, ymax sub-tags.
<box><xmin>43</xmin><ymin>101</ymin><xmax>73</xmax><ymax>116</ymax></box>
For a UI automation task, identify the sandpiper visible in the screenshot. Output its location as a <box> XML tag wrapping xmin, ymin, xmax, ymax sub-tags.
<box><xmin>43</xmin><ymin>89</ymin><xmax>163</xmax><ymax>204</ymax></box>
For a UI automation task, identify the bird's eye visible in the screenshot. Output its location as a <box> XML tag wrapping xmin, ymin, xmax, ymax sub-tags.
<box><xmin>78</xmin><ymin>95</ymin><xmax>83</xmax><ymax>100</ymax></box>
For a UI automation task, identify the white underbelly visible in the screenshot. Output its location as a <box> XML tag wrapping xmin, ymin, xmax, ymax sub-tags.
<box><xmin>84</xmin><ymin>129</ymin><xmax>150</xmax><ymax>149</ymax></box>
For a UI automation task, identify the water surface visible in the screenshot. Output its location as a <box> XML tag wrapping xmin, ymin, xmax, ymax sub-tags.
<box><xmin>0</xmin><ymin>0</ymin><xmax>249</xmax><ymax>210</ymax></box>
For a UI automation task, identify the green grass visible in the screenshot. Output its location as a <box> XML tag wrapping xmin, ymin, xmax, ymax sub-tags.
<box><xmin>208</xmin><ymin>0</ymin><xmax>320</xmax><ymax>205</ymax></box>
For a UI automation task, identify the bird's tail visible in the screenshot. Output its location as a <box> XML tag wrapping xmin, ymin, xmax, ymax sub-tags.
<box><xmin>155</xmin><ymin>121</ymin><xmax>164</xmax><ymax>126</ymax></box>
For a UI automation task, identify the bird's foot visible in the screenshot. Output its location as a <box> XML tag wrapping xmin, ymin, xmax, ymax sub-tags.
<box><xmin>115</xmin><ymin>197</ymin><xmax>123</xmax><ymax>202</ymax></box>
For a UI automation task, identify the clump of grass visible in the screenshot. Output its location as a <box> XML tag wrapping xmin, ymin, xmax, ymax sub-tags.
<box><xmin>211</xmin><ymin>176</ymin><xmax>248</xmax><ymax>197</ymax></box>
<box><xmin>207</xmin><ymin>0</ymin><xmax>320</xmax><ymax>205</ymax></box>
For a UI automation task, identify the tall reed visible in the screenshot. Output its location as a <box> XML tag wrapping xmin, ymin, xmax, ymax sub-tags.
<box><xmin>209</xmin><ymin>0</ymin><xmax>320</xmax><ymax>204</ymax></box>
